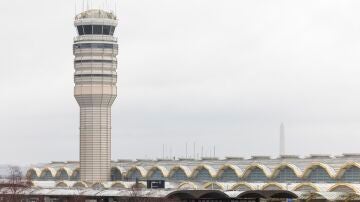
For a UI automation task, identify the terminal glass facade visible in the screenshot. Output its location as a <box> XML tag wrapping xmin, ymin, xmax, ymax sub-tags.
<box><xmin>341</xmin><ymin>166</ymin><xmax>360</xmax><ymax>182</ymax></box>
<box><xmin>193</xmin><ymin>168</ymin><xmax>212</xmax><ymax>182</ymax></box>
<box><xmin>218</xmin><ymin>168</ymin><xmax>238</xmax><ymax>182</ymax></box>
<box><xmin>245</xmin><ymin>168</ymin><xmax>267</xmax><ymax>182</ymax></box>
<box><xmin>274</xmin><ymin>167</ymin><xmax>299</xmax><ymax>182</ymax></box>
<box><xmin>170</xmin><ymin>169</ymin><xmax>188</xmax><ymax>181</ymax></box>
<box><xmin>307</xmin><ymin>167</ymin><xmax>335</xmax><ymax>183</ymax></box>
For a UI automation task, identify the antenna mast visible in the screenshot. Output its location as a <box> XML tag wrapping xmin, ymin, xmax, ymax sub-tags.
<box><xmin>201</xmin><ymin>146</ymin><xmax>204</xmax><ymax>158</ymax></box>
<box><xmin>280</xmin><ymin>123</ymin><xmax>285</xmax><ymax>156</ymax></box>
<box><xmin>115</xmin><ymin>0</ymin><xmax>117</xmax><ymax>15</ymax></box>
<box><xmin>75</xmin><ymin>0</ymin><xmax>77</xmax><ymax>15</ymax></box>
<box><xmin>162</xmin><ymin>144</ymin><xmax>165</xmax><ymax>159</ymax></box>
<box><xmin>213</xmin><ymin>146</ymin><xmax>216</xmax><ymax>158</ymax></box>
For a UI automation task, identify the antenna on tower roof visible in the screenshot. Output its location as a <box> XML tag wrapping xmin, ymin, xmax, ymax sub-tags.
<box><xmin>162</xmin><ymin>144</ymin><xmax>164</xmax><ymax>159</ymax></box>
<box><xmin>214</xmin><ymin>145</ymin><xmax>216</xmax><ymax>158</ymax></box>
<box><xmin>280</xmin><ymin>123</ymin><xmax>285</xmax><ymax>156</ymax></box>
<box><xmin>201</xmin><ymin>145</ymin><xmax>204</xmax><ymax>158</ymax></box>
<box><xmin>115</xmin><ymin>0</ymin><xmax>117</xmax><ymax>15</ymax></box>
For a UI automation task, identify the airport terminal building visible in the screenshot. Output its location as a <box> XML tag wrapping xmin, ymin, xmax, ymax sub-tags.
<box><xmin>21</xmin><ymin>154</ymin><xmax>360</xmax><ymax>200</ymax></box>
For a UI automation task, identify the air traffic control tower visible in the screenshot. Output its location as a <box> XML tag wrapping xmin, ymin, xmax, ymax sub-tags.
<box><xmin>73</xmin><ymin>9</ymin><xmax>118</xmax><ymax>183</ymax></box>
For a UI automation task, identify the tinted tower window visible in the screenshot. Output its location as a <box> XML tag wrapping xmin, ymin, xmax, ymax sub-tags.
<box><xmin>110</xmin><ymin>26</ymin><xmax>115</xmax><ymax>35</ymax></box>
<box><xmin>83</xmin><ymin>25</ymin><xmax>93</xmax><ymax>35</ymax></box>
<box><xmin>77</xmin><ymin>26</ymin><xmax>84</xmax><ymax>35</ymax></box>
<box><xmin>103</xmin><ymin>26</ymin><xmax>111</xmax><ymax>35</ymax></box>
<box><xmin>77</xmin><ymin>25</ymin><xmax>116</xmax><ymax>36</ymax></box>
<box><xmin>74</xmin><ymin>43</ymin><xmax>118</xmax><ymax>49</ymax></box>
<box><xmin>93</xmin><ymin>25</ymin><xmax>103</xmax><ymax>35</ymax></box>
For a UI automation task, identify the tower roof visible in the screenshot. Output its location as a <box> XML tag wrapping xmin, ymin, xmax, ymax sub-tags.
<box><xmin>75</xmin><ymin>9</ymin><xmax>116</xmax><ymax>20</ymax></box>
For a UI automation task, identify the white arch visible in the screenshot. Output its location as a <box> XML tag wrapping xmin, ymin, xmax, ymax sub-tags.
<box><xmin>56</xmin><ymin>181</ymin><xmax>77</xmax><ymax>188</ymax></box>
<box><xmin>231</xmin><ymin>182</ymin><xmax>255</xmax><ymax>191</ymax></box>
<box><xmin>168</xmin><ymin>165</ymin><xmax>192</xmax><ymax>178</ymax></box>
<box><xmin>336</xmin><ymin>162</ymin><xmax>360</xmax><ymax>179</ymax></box>
<box><xmin>271</xmin><ymin>163</ymin><xmax>302</xmax><ymax>178</ymax></box>
<box><xmin>125</xmin><ymin>166</ymin><xmax>147</xmax><ymax>178</ymax></box>
<box><xmin>146</xmin><ymin>165</ymin><xmax>169</xmax><ymax>178</ymax></box>
<box><xmin>216</xmin><ymin>164</ymin><xmax>242</xmax><ymax>178</ymax></box>
<box><xmin>242</xmin><ymin>163</ymin><xmax>272</xmax><ymax>178</ymax></box>
<box><xmin>203</xmin><ymin>182</ymin><xmax>225</xmax><ymax>190</ymax></box>
<box><xmin>329</xmin><ymin>183</ymin><xmax>359</xmax><ymax>193</ymax></box>
<box><xmin>302</xmin><ymin>162</ymin><xmax>336</xmax><ymax>178</ymax></box>
<box><xmin>39</xmin><ymin>167</ymin><xmax>57</xmax><ymax>178</ymax></box>
<box><xmin>73</xmin><ymin>181</ymin><xmax>88</xmax><ymax>188</ymax></box>
<box><xmin>111</xmin><ymin>182</ymin><xmax>128</xmax><ymax>189</ymax></box>
<box><xmin>178</xmin><ymin>181</ymin><xmax>199</xmax><ymax>190</ymax></box>
<box><xmin>191</xmin><ymin>164</ymin><xmax>217</xmax><ymax>178</ymax></box>
<box><xmin>31</xmin><ymin>181</ymin><xmax>56</xmax><ymax>188</ymax></box>
<box><xmin>111</xmin><ymin>166</ymin><xmax>126</xmax><ymax>174</ymax></box>
<box><xmin>26</xmin><ymin>167</ymin><xmax>41</xmax><ymax>179</ymax></box>
<box><xmin>55</xmin><ymin>167</ymin><xmax>72</xmax><ymax>179</ymax></box>
<box><xmin>262</xmin><ymin>183</ymin><xmax>285</xmax><ymax>191</ymax></box>
<box><xmin>55</xmin><ymin>181</ymin><xmax>69</xmax><ymax>188</ymax></box>
<box><xmin>70</xmin><ymin>167</ymin><xmax>80</xmax><ymax>179</ymax></box>
<box><xmin>292</xmin><ymin>183</ymin><xmax>320</xmax><ymax>192</ymax></box>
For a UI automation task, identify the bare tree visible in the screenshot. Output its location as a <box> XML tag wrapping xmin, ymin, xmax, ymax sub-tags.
<box><xmin>0</xmin><ymin>166</ymin><xmax>31</xmax><ymax>202</ymax></box>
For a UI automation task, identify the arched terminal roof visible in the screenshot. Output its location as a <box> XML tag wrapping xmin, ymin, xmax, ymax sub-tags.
<box><xmin>39</xmin><ymin>167</ymin><xmax>57</xmax><ymax>178</ymax></box>
<box><xmin>191</xmin><ymin>164</ymin><xmax>217</xmax><ymax>178</ymax></box>
<box><xmin>262</xmin><ymin>183</ymin><xmax>285</xmax><ymax>190</ymax></box>
<box><xmin>231</xmin><ymin>182</ymin><xmax>255</xmax><ymax>191</ymax></box>
<box><xmin>125</xmin><ymin>166</ymin><xmax>147</xmax><ymax>178</ymax></box>
<box><xmin>302</xmin><ymin>162</ymin><xmax>336</xmax><ymax>178</ymax></box>
<box><xmin>242</xmin><ymin>163</ymin><xmax>272</xmax><ymax>178</ymax></box>
<box><xmin>146</xmin><ymin>165</ymin><xmax>169</xmax><ymax>178</ymax></box>
<box><xmin>216</xmin><ymin>164</ymin><xmax>243</xmax><ymax>178</ymax></box>
<box><xmin>111</xmin><ymin>166</ymin><xmax>126</xmax><ymax>174</ymax></box>
<box><xmin>203</xmin><ymin>182</ymin><xmax>226</xmax><ymax>190</ymax></box>
<box><xmin>329</xmin><ymin>183</ymin><xmax>359</xmax><ymax>193</ymax></box>
<box><xmin>336</xmin><ymin>162</ymin><xmax>360</xmax><ymax>178</ymax></box>
<box><xmin>55</xmin><ymin>167</ymin><xmax>73</xmax><ymax>178</ymax></box>
<box><xmin>271</xmin><ymin>163</ymin><xmax>303</xmax><ymax>178</ymax></box>
<box><xmin>168</xmin><ymin>165</ymin><xmax>192</xmax><ymax>178</ymax></box>
<box><xmin>178</xmin><ymin>181</ymin><xmax>200</xmax><ymax>190</ymax></box>
<box><xmin>26</xmin><ymin>167</ymin><xmax>41</xmax><ymax>178</ymax></box>
<box><xmin>293</xmin><ymin>183</ymin><xmax>321</xmax><ymax>192</ymax></box>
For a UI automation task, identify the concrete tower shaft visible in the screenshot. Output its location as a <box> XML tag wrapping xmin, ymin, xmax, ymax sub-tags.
<box><xmin>73</xmin><ymin>9</ymin><xmax>118</xmax><ymax>183</ymax></box>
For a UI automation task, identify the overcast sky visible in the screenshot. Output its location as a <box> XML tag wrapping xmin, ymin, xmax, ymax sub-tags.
<box><xmin>2</xmin><ymin>0</ymin><xmax>360</xmax><ymax>165</ymax></box>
